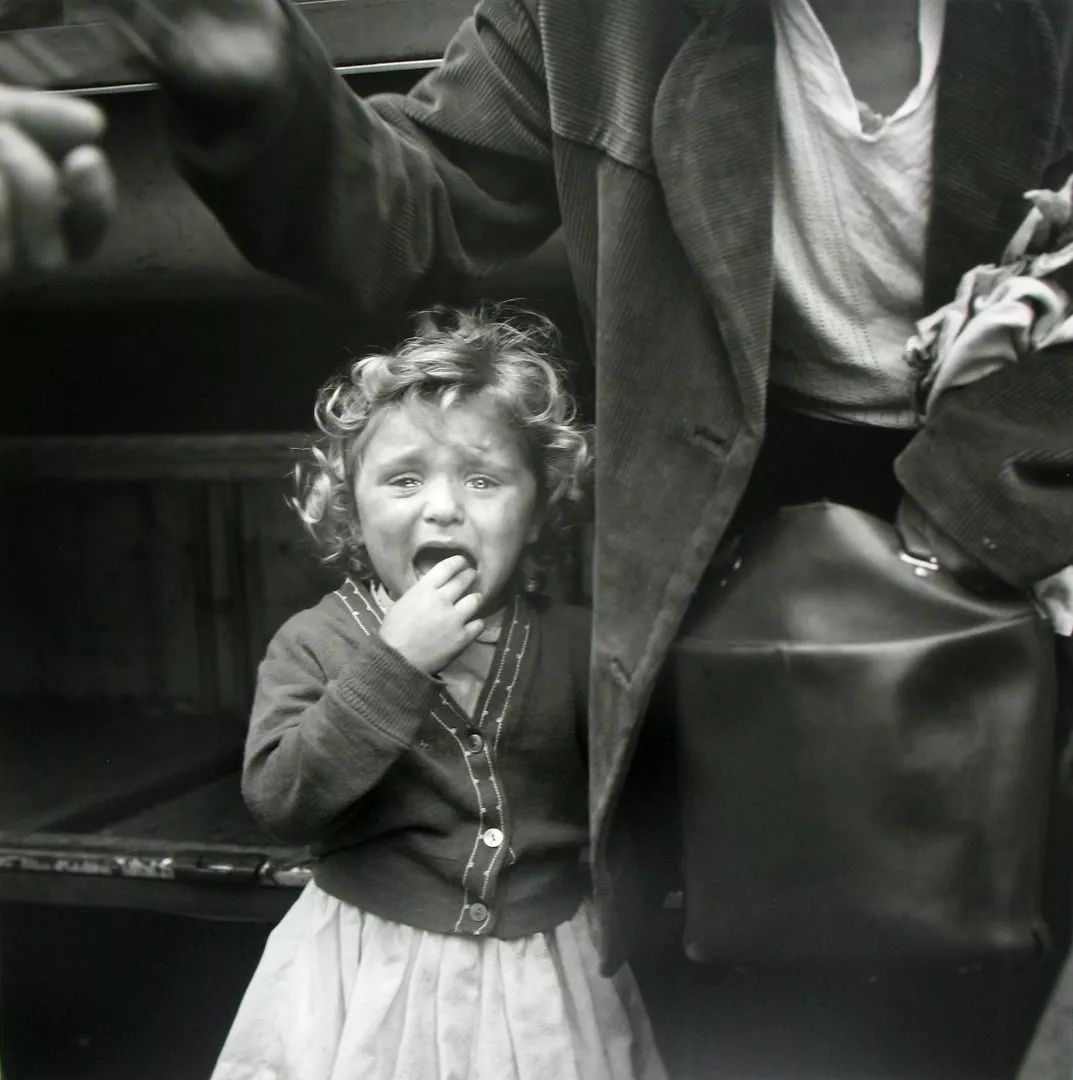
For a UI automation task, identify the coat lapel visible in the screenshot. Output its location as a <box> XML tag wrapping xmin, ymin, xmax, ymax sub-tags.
<box><xmin>652</xmin><ymin>0</ymin><xmax>776</xmax><ymax>429</ymax></box>
<box><xmin>925</xmin><ymin>0</ymin><xmax>1061</xmax><ymax>309</ymax></box>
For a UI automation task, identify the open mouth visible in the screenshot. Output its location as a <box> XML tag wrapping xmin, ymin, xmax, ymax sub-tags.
<box><xmin>412</xmin><ymin>543</ymin><xmax>477</xmax><ymax>579</ymax></box>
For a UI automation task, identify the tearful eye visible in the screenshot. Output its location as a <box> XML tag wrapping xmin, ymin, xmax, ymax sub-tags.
<box><xmin>389</xmin><ymin>475</ymin><xmax>421</xmax><ymax>489</ymax></box>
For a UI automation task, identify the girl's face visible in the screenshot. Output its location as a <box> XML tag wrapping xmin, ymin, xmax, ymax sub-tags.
<box><xmin>353</xmin><ymin>397</ymin><xmax>542</xmax><ymax>612</ymax></box>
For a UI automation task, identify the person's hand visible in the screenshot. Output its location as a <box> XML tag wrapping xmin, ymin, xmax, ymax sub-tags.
<box><xmin>108</xmin><ymin>0</ymin><xmax>290</xmax><ymax>109</ymax></box>
<box><xmin>378</xmin><ymin>556</ymin><xmax>485</xmax><ymax>675</ymax></box>
<box><xmin>0</xmin><ymin>87</ymin><xmax>115</xmax><ymax>272</ymax></box>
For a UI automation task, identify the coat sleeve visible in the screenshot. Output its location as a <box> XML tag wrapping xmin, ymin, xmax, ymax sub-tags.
<box><xmin>895</xmin><ymin>10</ymin><xmax>1073</xmax><ymax>591</ymax></box>
<box><xmin>168</xmin><ymin>0</ymin><xmax>559</xmax><ymax>313</ymax></box>
<box><xmin>242</xmin><ymin>617</ymin><xmax>441</xmax><ymax>843</ymax></box>
<box><xmin>894</xmin><ymin>349</ymin><xmax>1073</xmax><ymax>588</ymax></box>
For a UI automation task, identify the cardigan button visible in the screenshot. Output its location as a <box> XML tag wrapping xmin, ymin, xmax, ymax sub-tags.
<box><xmin>465</xmin><ymin>731</ymin><xmax>485</xmax><ymax>753</ymax></box>
<box><xmin>482</xmin><ymin>828</ymin><xmax>504</xmax><ymax>849</ymax></box>
<box><xmin>468</xmin><ymin>901</ymin><xmax>490</xmax><ymax>924</ymax></box>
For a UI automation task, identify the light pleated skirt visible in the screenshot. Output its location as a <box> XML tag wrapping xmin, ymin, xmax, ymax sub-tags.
<box><xmin>211</xmin><ymin>882</ymin><xmax>668</xmax><ymax>1080</ymax></box>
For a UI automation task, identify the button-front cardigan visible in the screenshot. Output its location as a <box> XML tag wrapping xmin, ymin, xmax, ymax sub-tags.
<box><xmin>243</xmin><ymin>579</ymin><xmax>592</xmax><ymax>939</ymax></box>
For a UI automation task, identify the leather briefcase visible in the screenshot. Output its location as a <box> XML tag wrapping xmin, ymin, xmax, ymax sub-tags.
<box><xmin>671</xmin><ymin>501</ymin><xmax>1057</xmax><ymax>965</ymax></box>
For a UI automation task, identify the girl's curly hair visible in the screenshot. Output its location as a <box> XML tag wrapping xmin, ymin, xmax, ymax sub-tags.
<box><xmin>292</xmin><ymin>306</ymin><xmax>591</xmax><ymax>581</ymax></box>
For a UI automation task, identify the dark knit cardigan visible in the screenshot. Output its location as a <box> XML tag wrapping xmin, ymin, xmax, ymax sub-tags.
<box><xmin>243</xmin><ymin>579</ymin><xmax>591</xmax><ymax>939</ymax></box>
<box><xmin>176</xmin><ymin>0</ymin><xmax>1073</xmax><ymax>968</ymax></box>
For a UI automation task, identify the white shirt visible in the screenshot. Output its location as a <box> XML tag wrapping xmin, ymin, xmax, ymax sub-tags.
<box><xmin>770</xmin><ymin>0</ymin><xmax>947</xmax><ymax>427</ymax></box>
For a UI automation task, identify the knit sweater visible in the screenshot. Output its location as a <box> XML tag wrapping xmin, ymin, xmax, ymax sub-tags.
<box><xmin>243</xmin><ymin>579</ymin><xmax>592</xmax><ymax>939</ymax></box>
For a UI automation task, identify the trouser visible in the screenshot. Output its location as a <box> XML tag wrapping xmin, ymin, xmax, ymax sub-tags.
<box><xmin>631</xmin><ymin>404</ymin><xmax>1072</xmax><ymax>1080</ymax></box>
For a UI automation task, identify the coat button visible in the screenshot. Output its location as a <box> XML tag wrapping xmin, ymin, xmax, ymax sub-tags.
<box><xmin>482</xmin><ymin>828</ymin><xmax>504</xmax><ymax>849</ymax></box>
<box><xmin>465</xmin><ymin>731</ymin><xmax>484</xmax><ymax>753</ymax></box>
<box><xmin>468</xmin><ymin>901</ymin><xmax>489</xmax><ymax>923</ymax></box>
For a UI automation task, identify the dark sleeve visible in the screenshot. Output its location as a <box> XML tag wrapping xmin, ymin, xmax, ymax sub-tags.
<box><xmin>242</xmin><ymin>618</ymin><xmax>440</xmax><ymax>843</ymax></box>
<box><xmin>894</xmin><ymin>349</ymin><xmax>1073</xmax><ymax>587</ymax></box>
<box><xmin>897</xmin><ymin>14</ymin><xmax>1073</xmax><ymax>589</ymax></box>
<box><xmin>168</xmin><ymin>0</ymin><xmax>559</xmax><ymax>313</ymax></box>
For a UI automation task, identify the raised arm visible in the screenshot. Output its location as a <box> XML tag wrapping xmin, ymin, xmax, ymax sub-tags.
<box><xmin>157</xmin><ymin>0</ymin><xmax>559</xmax><ymax>312</ymax></box>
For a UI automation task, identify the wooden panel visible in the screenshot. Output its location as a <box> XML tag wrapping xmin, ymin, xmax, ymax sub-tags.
<box><xmin>0</xmin><ymin>866</ymin><xmax>299</xmax><ymax>919</ymax></box>
<box><xmin>0</xmin><ymin>434</ymin><xmax>339</xmax><ymax>715</ymax></box>
<box><xmin>0</xmin><ymin>704</ymin><xmax>238</xmax><ymax>832</ymax></box>
<box><xmin>98</xmin><ymin>774</ymin><xmax>274</xmax><ymax>847</ymax></box>
<box><xmin>0</xmin><ymin>433</ymin><xmax>303</xmax><ymax>481</ymax></box>
<box><xmin>0</xmin><ymin>829</ymin><xmax>308</xmax><ymax>885</ymax></box>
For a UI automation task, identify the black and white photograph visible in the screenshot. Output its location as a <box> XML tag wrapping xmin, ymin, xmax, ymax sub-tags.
<box><xmin>1</xmin><ymin>1</ymin><xmax>1072</xmax><ymax>1077</ymax></box>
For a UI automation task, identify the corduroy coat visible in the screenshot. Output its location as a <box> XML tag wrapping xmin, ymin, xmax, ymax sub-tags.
<box><xmin>178</xmin><ymin>0</ymin><xmax>1073</xmax><ymax>971</ymax></box>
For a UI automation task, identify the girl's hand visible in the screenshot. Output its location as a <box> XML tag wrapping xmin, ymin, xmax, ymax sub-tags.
<box><xmin>0</xmin><ymin>87</ymin><xmax>115</xmax><ymax>272</ymax></box>
<box><xmin>107</xmin><ymin>0</ymin><xmax>290</xmax><ymax>108</ymax></box>
<box><xmin>378</xmin><ymin>556</ymin><xmax>485</xmax><ymax>674</ymax></box>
